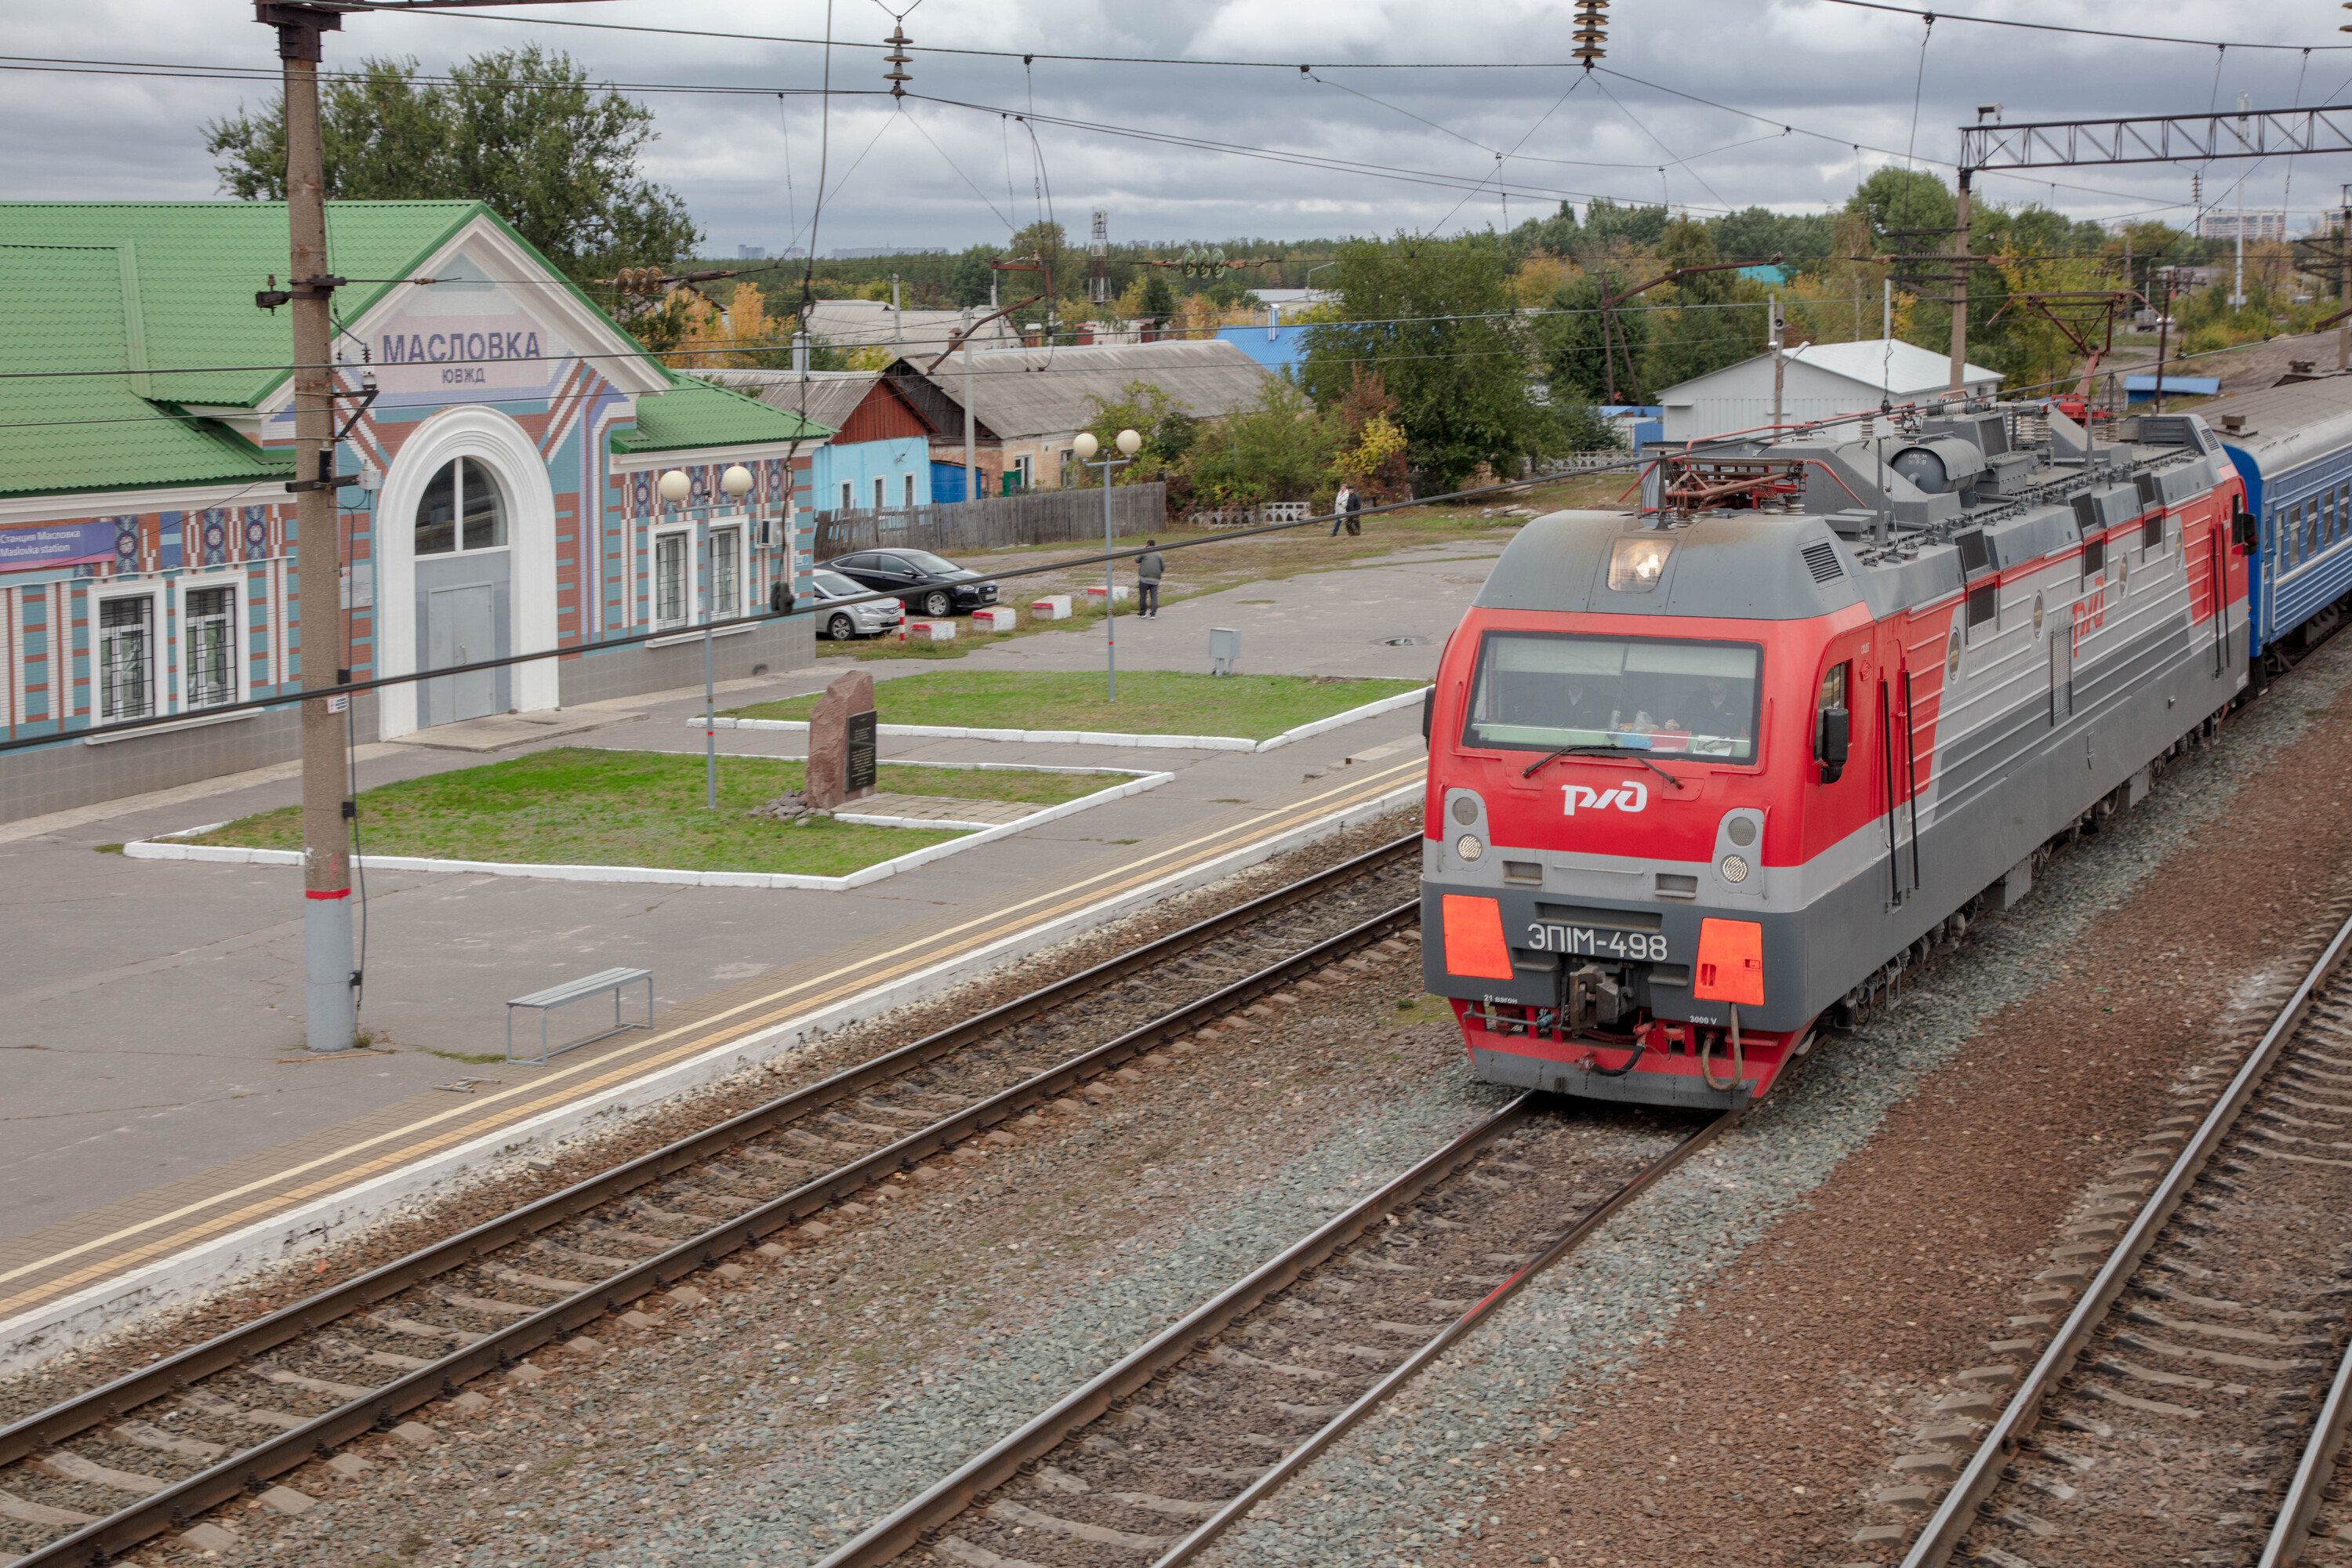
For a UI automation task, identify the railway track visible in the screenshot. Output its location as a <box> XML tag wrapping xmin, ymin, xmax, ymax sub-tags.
<box><xmin>1898</xmin><ymin>905</ymin><xmax>2352</xmax><ymax>1568</ymax></box>
<box><xmin>0</xmin><ymin>836</ymin><xmax>1423</xmax><ymax>1567</ymax></box>
<box><xmin>814</xmin><ymin>1098</ymin><xmax>1732</xmax><ymax>1568</ymax></box>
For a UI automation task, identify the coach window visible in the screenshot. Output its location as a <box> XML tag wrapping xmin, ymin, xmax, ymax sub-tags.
<box><xmin>2339</xmin><ymin>481</ymin><xmax>2350</xmax><ymax>543</ymax></box>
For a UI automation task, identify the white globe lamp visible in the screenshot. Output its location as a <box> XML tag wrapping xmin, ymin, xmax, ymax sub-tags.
<box><xmin>1116</xmin><ymin>428</ymin><xmax>1142</xmax><ymax>456</ymax></box>
<box><xmin>657</xmin><ymin>469</ymin><xmax>691</xmax><ymax>504</ymax></box>
<box><xmin>720</xmin><ymin>464</ymin><xmax>753</xmax><ymax>498</ymax></box>
<box><xmin>1072</xmin><ymin>431</ymin><xmax>1099</xmax><ymax>461</ymax></box>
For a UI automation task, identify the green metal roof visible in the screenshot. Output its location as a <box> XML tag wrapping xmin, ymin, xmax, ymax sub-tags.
<box><xmin>0</xmin><ymin>243</ymin><xmax>289</xmax><ymax>499</ymax></box>
<box><xmin>0</xmin><ymin>201</ymin><xmax>492</xmax><ymax>410</ymax></box>
<box><xmin>0</xmin><ymin>201</ymin><xmax>823</xmax><ymax>500</ymax></box>
<box><xmin>612</xmin><ymin>375</ymin><xmax>833</xmax><ymax>454</ymax></box>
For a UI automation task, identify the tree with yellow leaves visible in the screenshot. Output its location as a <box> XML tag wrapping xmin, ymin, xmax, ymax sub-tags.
<box><xmin>659</xmin><ymin>281</ymin><xmax>794</xmax><ymax>371</ymax></box>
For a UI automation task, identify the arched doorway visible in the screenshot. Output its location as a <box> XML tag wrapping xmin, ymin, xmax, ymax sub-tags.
<box><xmin>373</xmin><ymin>407</ymin><xmax>557</xmax><ymax>739</ymax></box>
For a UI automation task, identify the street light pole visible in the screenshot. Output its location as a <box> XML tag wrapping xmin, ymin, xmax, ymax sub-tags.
<box><xmin>1073</xmin><ymin>428</ymin><xmax>1142</xmax><ymax>699</ymax></box>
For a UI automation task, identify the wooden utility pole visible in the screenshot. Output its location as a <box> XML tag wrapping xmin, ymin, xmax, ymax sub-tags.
<box><xmin>257</xmin><ymin>2</ymin><xmax>354</xmax><ymax>1051</ymax></box>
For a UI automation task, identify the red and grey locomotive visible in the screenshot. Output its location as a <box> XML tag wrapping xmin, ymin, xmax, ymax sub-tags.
<box><xmin>1421</xmin><ymin>406</ymin><xmax>2251</xmax><ymax>1108</ymax></box>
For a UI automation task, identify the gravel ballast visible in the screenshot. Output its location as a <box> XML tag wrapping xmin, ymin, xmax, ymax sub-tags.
<box><xmin>1189</xmin><ymin>641</ymin><xmax>2352</xmax><ymax>1568</ymax></box>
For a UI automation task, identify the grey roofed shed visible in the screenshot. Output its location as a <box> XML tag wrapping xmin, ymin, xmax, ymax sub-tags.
<box><xmin>693</xmin><ymin>368</ymin><xmax>872</xmax><ymax>433</ymax></box>
<box><xmin>901</xmin><ymin>338</ymin><xmax>1273</xmax><ymax>441</ymax></box>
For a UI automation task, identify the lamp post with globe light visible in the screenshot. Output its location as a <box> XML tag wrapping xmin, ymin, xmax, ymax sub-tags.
<box><xmin>1073</xmin><ymin>429</ymin><xmax>1143</xmax><ymax>699</ymax></box>
<box><xmin>662</xmin><ymin>465</ymin><xmax>757</xmax><ymax>809</ymax></box>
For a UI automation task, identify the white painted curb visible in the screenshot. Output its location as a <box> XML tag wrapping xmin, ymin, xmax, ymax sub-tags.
<box><xmin>124</xmin><ymin>771</ymin><xmax>1177</xmax><ymax>891</ymax></box>
<box><xmin>699</xmin><ymin>684</ymin><xmax>1432</xmax><ymax>755</ymax></box>
<box><xmin>0</xmin><ymin>778</ymin><xmax>1422</xmax><ymax>1373</ymax></box>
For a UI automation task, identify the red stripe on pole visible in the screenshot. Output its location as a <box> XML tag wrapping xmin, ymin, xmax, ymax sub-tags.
<box><xmin>306</xmin><ymin>888</ymin><xmax>352</xmax><ymax>900</ymax></box>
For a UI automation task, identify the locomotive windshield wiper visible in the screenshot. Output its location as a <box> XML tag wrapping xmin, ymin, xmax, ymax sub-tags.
<box><xmin>1521</xmin><ymin>744</ymin><xmax>1689</xmax><ymax>790</ymax></box>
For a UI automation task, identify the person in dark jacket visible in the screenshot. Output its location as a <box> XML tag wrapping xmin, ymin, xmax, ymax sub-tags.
<box><xmin>1343</xmin><ymin>486</ymin><xmax>1364</xmax><ymax>535</ymax></box>
<box><xmin>1135</xmin><ymin>541</ymin><xmax>1165</xmax><ymax>618</ymax></box>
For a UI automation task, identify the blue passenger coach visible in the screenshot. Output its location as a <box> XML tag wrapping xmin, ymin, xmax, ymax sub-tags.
<box><xmin>2209</xmin><ymin>372</ymin><xmax>2352</xmax><ymax>663</ymax></box>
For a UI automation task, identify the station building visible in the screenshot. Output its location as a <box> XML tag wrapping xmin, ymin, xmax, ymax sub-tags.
<box><xmin>0</xmin><ymin>201</ymin><xmax>828</xmax><ymax>823</ymax></box>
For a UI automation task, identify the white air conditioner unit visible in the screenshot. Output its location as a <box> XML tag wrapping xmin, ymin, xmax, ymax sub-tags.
<box><xmin>751</xmin><ymin>514</ymin><xmax>780</xmax><ymax>548</ymax></box>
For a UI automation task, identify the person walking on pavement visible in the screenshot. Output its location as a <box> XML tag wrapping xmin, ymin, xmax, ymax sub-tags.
<box><xmin>1135</xmin><ymin>540</ymin><xmax>1165</xmax><ymax>618</ymax></box>
<box><xmin>1330</xmin><ymin>483</ymin><xmax>1355</xmax><ymax>537</ymax></box>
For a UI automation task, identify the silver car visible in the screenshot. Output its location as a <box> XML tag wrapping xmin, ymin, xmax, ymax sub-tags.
<box><xmin>807</xmin><ymin>568</ymin><xmax>906</xmax><ymax>641</ymax></box>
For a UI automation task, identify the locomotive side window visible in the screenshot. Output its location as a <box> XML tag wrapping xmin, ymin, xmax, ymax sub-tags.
<box><xmin>1461</xmin><ymin>631</ymin><xmax>1762</xmax><ymax>760</ymax></box>
<box><xmin>2082</xmin><ymin>537</ymin><xmax>2105</xmax><ymax>580</ymax></box>
<box><xmin>1813</xmin><ymin>662</ymin><xmax>1851</xmax><ymax>782</ymax></box>
<box><xmin>1965</xmin><ymin>583</ymin><xmax>1998</xmax><ymax>634</ymax></box>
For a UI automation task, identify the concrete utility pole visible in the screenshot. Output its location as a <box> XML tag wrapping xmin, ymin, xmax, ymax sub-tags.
<box><xmin>258</xmin><ymin>1</ymin><xmax>354</xmax><ymax>1053</ymax></box>
<box><xmin>2340</xmin><ymin>187</ymin><xmax>2350</xmax><ymax>372</ymax></box>
<box><xmin>1882</xmin><ymin>277</ymin><xmax>1893</xmax><ymax>342</ymax></box>
<box><xmin>1948</xmin><ymin>168</ymin><xmax>1972</xmax><ymax>394</ymax></box>
<box><xmin>1768</xmin><ymin>295</ymin><xmax>1786</xmax><ymax>430</ymax></box>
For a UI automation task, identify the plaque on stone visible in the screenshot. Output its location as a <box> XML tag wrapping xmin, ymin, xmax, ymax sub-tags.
<box><xmin>846</xmin><ymin>710</ymin><xmax>878</xmax><ymax>794</ymax></box>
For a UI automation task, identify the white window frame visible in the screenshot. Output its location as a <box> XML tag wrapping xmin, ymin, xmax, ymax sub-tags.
<box><xmin>902</xmin><ymin>471</ymin><xmax>918</xmax><ymax>509</ymax></box>
<box><xmin>873</xmin><ymin>475</ymin><xmax>887</xmax><ymax>512</ymax></box>
<box><xmin>840</xmin><ymin>480</ymin><xmax>855</xmax><ymax>513</ymax></box>
<box><xmin>709</xmin><ymin>525</ymin><xmax>742</xmax><ymax>622</ymax></box>
<box><xmin>653</xmin><ymin>528</ymin><xmax>691</xmax><ymax>630</ymax></box>
<box><xmin>98</xmin><ymin>593</ymin><xmax>155</xmax><ymax>721</ymax></box>
<box><xmin>182</xmin><ymin>579</ymin><xmax>241</xmax><ymax>710</ymax></box>
<box><xmin>1011</xmin><ymin>453</ymin><xmax>1033</xmax><ymax>488</ymax></box>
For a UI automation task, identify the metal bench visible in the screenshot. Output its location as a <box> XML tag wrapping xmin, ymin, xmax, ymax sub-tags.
<box><xmin>506</xmin><ymin>967</ymin><xmax>655</xmax><ymax>1065</ymax></box>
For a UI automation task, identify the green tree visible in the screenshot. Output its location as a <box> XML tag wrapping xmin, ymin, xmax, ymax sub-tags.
<box><xmin>202</xmin><ymin>46</ymin><xmax>699</xmax><ymax>283</ymax></box>
<box><xmin>1579</xmin><ymin>198</ymin><xmax>1671</xmax><ymax>249</ymax></box>
<box><xmin>1534</xmin><ymin>271</ymin><xmax>1648</xmax><ymax>404</ymax></box>
<box><xmin>1637</xmin><ymin>218</ymin><xmax>1773</xmax><ymax>397</ymax></box>
<box><xmin>1508</xmin><ymin>201</ymin><xmax>1581</xmax><ymax>258</ymax></box>
<box><xmin>1179</xmin><ymin>379</ymin><xmax>1342</xmax><ymax>506</ymax></box>
<box><xmin>1138</xmin><ymin>274</ymin><xmax>1178</xmax><ymax>332</ymax></box>
<box><xmin>1080</xmin><ymin>380</ymin><xmax>1200</xmax><ymax>472</ymax></box>
<box><xmin>1298</xmin><ymin>232</ymin><xmax>1563</xmax><ymax>492</ymax></box>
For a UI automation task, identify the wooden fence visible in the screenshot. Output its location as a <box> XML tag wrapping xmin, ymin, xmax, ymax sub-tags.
<box><xmin>812</xmin><ymin>483</ymin><xmax>1167</xmax><ymax>560</ymax></box>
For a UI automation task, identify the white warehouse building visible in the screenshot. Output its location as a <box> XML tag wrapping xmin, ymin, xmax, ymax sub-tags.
<box><xmin>1656</xmin><ymin>339</ymin><xmax>2001</xmax><ymax>443</ymax></box>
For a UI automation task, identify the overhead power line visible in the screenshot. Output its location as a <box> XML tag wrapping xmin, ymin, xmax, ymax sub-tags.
<box><xmin>1809</xmin><ymin>0</ymin><xmax>2352</xmax><ymax>53</ymax></box>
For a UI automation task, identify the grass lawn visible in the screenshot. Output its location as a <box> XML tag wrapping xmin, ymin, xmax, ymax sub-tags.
<box><xmin>180</xmin><ymin>749</ymin><xmax>1106</xmax><ymax>876</ymax></box>
<box><xmin>727</xmin><ymin>670</ymin><xmax>1425</xmax><ymax>741</ymax></box>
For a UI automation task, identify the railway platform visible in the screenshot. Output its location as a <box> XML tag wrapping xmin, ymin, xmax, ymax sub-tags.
<box><xmin>0</xmin><ymin>549</ymin><xmax>1489</xmax><ymax>1368</ymax></box>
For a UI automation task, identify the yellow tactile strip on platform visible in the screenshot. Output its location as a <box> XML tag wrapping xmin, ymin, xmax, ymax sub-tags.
<box><xmin>0</xmin><ymin>759</ymin><xmax>1425</xmax><ymax>1327</ymax></box>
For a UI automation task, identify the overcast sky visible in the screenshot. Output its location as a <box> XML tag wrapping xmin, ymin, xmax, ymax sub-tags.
<box><xmin>6</xmin><ymin>0</ymin><xmax>2350</xmax><ymax>256</ymax></box>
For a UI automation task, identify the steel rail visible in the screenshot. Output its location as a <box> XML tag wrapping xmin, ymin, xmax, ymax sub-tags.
<box><xmin>2</xmin><ymin>837</ymin><xmax>1420</xmax><ymax>1567</ymax></box>
<box><xmin>1900</xmin><ymin>901</ymin><xmax>2352</xmax><ymax>1568</ymax></box>
<box><xmin>2262</xmin><ymin>1306</ymin><xmax>2352</xmax><ymax>1567</ymax></box>
<box><xmin>815</xmin><ymin>1103</ymin><xmax>1736</xmax><ymax>1568</ymax></box>
<box><xmin>1146</xmin><ymin>1104</ymin><xmax>1739</xmax><ymax>1567</ymax></box>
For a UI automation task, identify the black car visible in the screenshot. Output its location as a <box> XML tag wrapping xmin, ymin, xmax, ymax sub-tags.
<box><xmin>820</xmin><ymin>548</ymin><xmax>1000</xmax><ymax>618</ymax></box>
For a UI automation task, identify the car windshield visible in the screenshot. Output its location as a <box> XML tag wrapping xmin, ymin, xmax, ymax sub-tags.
<box><xmin>811</xmin><ymin>570</ymin><xmax>861</xmax><ymax>597</ymax></box>
<box><xmin>1462</xmin><ymin>630</ymin><xmax>1761</xmax><ymax>760</ymax></box>
<box><xmin>898</xmin><ymin>550</ymin><xmax>960</xmax><ymax>574</ymax></box>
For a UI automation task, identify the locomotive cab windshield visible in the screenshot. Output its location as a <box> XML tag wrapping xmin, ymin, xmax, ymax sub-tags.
<box><xmin>1463</xmin><ymin>630</ymin><xmax>1760</xmax><ymax>759</ymax></box>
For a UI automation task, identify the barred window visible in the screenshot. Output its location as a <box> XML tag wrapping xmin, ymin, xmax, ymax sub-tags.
<box><xmin>654</xmin><ymin>532</ymin><xmax>688</xmax><ymax>628</ymax></box>
<box><xmin>710</xmin><ymin>528</ymin><xmax>740</xmax><ymax>619</ymax></box>
<box><xmin>186</xmin><ymin>586</ymin><xmax>235</xmax><ymax>710</ymax></box>
<box><xmin>99</xmin><ymin>597</ymin><xmax>153</xmax><ymax>720</ymax></box>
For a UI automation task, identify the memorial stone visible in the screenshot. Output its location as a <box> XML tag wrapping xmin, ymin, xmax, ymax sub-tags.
<box><xmin>805</xmin><ymin>669</ymin><xmax>878</xmax><ymax>810</ymax></box>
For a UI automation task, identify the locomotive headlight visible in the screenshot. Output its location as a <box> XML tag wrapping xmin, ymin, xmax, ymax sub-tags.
<box><xmin>1607</xmin><ymin>536</ymin><xmax>1675</xmax><ymax>593</ymax></box>
<box><xmin>1456</xmin><ymin>834</ymin><xmax>1485</xmax><ymax>863</ymax></box>
<box><xmin>1719</xmin><ymin>853</ymin><xmax>1751</xmax><ymax>884</ymax></box>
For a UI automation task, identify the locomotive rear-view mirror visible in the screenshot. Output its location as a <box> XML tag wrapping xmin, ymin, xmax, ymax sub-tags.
<box><xmin>1816</xmin><ymin>706</ymin><xmax>1850</xmax><ymax>782</ymax></box>
<box><xmin>2232</xmin><ymin>505</ymin><xmax>2258</xmax><ymax>551</ymax></box>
